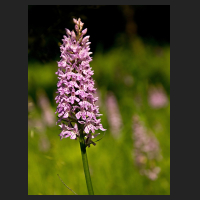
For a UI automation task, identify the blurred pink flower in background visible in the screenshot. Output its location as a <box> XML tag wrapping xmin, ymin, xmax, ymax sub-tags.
<box><xmin>106</xmin><ymin>92</ymin><xmax>123</xmax><ymax>139</ymax></box>
<box><xmin>37</xmin><ymin>90</ymin><xmax>55</xmax><ymax>127</ymax></box>
<box><xmin>148</xmin><ymin>85</ymin><xmax>168</xmax><ymax>109</ymax></box>
<box><xmin>28</xmin><ymin>91</ymin><xmax>54</xmax><ymax>152</ymax></box>
<box><xmin>132</xmin><ymin>115</ymin><xmax>162</xmax><ymax>180</ymax></box>
<box><xmin>141</xmin><ymin>166</ymin><xmax>161</xmax><ymax>181</ymax></box>
<box><xmin>28</xmin><ymin>96</ymin><xmax>46</xmax><ymax>133</ymax></box>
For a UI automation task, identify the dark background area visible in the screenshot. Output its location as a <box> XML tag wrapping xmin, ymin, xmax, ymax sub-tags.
<box><xmin>28</xmin><ymin>5</ymin><xmax>170</xmax><ymax>62</ymax></box>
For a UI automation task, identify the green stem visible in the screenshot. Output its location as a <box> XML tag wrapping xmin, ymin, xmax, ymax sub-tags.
<box><xmin>79</xmin><ymin>127</ymin><xmax>94</xmax><ymax>195</ymax></box>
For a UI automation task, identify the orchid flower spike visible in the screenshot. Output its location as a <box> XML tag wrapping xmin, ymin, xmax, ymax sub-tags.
<box><xmin>55</xmin><ymin>18</ymin><xmax>106</xmax><ymax>147</ymax></box>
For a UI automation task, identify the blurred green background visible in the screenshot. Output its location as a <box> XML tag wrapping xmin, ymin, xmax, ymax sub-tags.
<box><xmin>28</xmin><ymin>5</ymin><xmax>170</xmax><ymax>195</ymax></box>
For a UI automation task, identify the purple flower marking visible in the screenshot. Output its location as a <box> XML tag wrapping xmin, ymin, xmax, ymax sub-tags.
<box><xmin>75</xmin><ymin>82</ymin><xmax>88</xmax><ymax>98</ymax></box>
<box><xmin>87</xmin><ymin>106</ymin><xmax>102</xmax><ymax>120</ymax></box>
<box><xmin>95</xmin><ymin>119</ymin><xmax>107</xmax><ymax>131</ymax></box>
<box><xmin>78</xmin><ymin>97</ymin><xmax>92</xmax><ymax>110</ymax></box>
<box><xmin>67</xmin><ymin>88</ymin><xmax>80</xmax><ymax>104</ymax></box>
<box><xmin>75</xmin><ymin>66</ymin><xmax>85</xmax><ymax>81</ymax></box>
<box><xmin>68</xmin><ymin>75</ymin><xmax>79</xmax><ymax>88</ymax></box>
<box><xmin>76</xmin><ymin>105</ymin><xmax>87</xmax><ymax>120</ymax></box>
<box><xmin>59</xmin><ymin>123</ymin><xmax>79</xmax><ymax>140</ymax></box>
<box><xmin>78</xmin><ymin>119</ymin><xmax>97</xmax><ymax>134</ymax></box>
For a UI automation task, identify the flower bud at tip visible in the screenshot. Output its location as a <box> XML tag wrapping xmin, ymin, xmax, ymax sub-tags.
<box><xmin>75</xmin><ymin>25</ymin><xmax>79</xmax><ymax>32</ymax></box>
<box><xmin>82</xmin><ymin>28</ymin><xmax>87</xmax><ymax>35</ymax></box>
<box><xmin>73</xmin><ymin>18</ymin><xmax>77</xmax><ymax>24</ymax></box>
<box><xmin>65</xmin><ymin>28</ymin><xmax>71</xmax><ymax>36</ymax></box>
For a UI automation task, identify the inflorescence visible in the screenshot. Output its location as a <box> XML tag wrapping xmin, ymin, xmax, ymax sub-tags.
<box><xmin>55</xmin><ymin>18</ymin><xmax>106</xmax><ymax>147</ymax></box>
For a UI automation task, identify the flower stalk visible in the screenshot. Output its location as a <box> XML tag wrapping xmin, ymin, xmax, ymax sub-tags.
<box><xmin>79</xmin><ymin>124</ymin><xmax>94</xmax><ymax>195</ymax></box>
